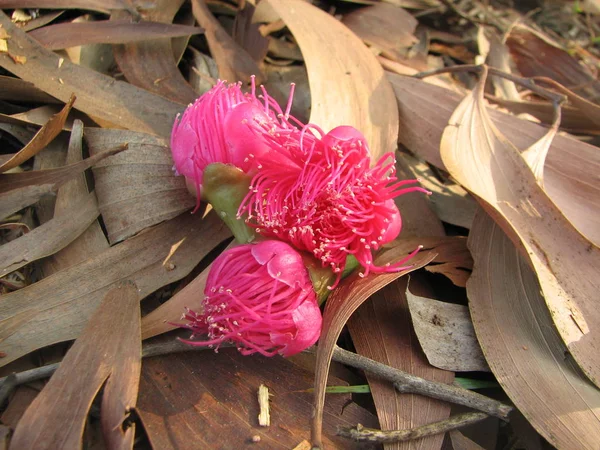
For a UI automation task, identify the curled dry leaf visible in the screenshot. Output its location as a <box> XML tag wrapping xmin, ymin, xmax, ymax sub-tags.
<box><xmin>267</xmin><ymin>0</ymin><xmax>398</xmax><ymax>161</ymax></box>
<box><xmin>389</xmin><ymin>73</ymin><xmax>600</xmax><ymax>246</ymax></box>
<box><xmin>0</xmin><ymin>211</ymin><xmax>230</xmax><ymax>367</ymax></box>
<box><xmin>467</xmin><ymin>210</ymin><xmax>600</xmax><ymax>449</ymax></box>
<box><xmin>0</xmin><ymin>11</ymin><xmax>184</xmax><ymax>137</ymax></box>
<box><xmin>191</xmin><ymin>0</ymin><xmax>263</xmax><ymax>84</ymax></box>
<box><xmin>0</xmin><ymin>144</ymin><xmax>125</xmax><ymax>220</ymax></box>
<box><xmin>440</xmin><ymin>66</ymin><xmax>600</xmax><ymax>387</ymax></box>
<box><xmin>0</xmin><ymin>94</ymin><xmax>74</xmax><ymax>173</ymax></box>
<box><xmin>112</xmin><ymin>0</ymin><xmax>200</xmax><ymax>104</ymax></box>
<box><xmin>0</xmin><ymin>191</ymin><xmax>99</xmax><ymax>277</ymax></box>
<box><xmin>406</xmin><ymin>283</ymin><xmax>489</xmax><ymax>372</ymax></box>
<box><xmin>9</xmin><ymin>282</ymin><xmax>141</xmax><ymax>450</ymax></box>
<box><xmin>29</xmin><ymin>19</ymin><xmax>204</xmax><ymax>50</ymax></box>
<box><xmin>85</xmin><ymin>129</ymin><xmax>195</xmax><ymax>244</ymax></box>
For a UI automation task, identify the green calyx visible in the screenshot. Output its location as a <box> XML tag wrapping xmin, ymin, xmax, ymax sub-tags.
<box><xmin>202</xmin><ymin>163</ymin><xmax>256</xmax><ymax>244</ymax></box>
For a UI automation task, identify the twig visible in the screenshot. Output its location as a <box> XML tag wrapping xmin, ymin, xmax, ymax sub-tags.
<box><xmin>332</xmin><ymin>346</ymin><xmax>512</xmax><ymax>421</ymax></box>
<box><xmin>338</xmin><ymin>412</ymin><xmax>488</xmax><ymax>443</ymax></box>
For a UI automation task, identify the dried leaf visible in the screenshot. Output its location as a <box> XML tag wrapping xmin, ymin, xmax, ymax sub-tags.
<box><xmin>28</xmin><ymin>19</ymin><xmax>204</xmax><ymax>50</ymax></box>
<box><xmin>0</xmin><ymin>0</ymin><xmax>136</xmax><ymax>14</ymax></box>
<box><xmin>311</xmin><ymin>242</ymin><xmax>438</xmax><ymax>448</ymax></box>
<box><xmin>485</xmin><ymin>31</ymin><xmax>520</xmax><ymax>101</ymax></box>
<box><xmin>406</xmin><ymin>284</ymin><xmax>489</xmax><ymax>372</ymax></box>
<box><xmin>137</xmin><ymin>348</ymin><xmax>378</xmax><ymax>449</ymax></box>
<box><xmin>389</xmin><ymin>73</ymin><xmax>600</xmax><ymax>246</ymax></box>
<box><xmin>342</xmin><ymin>3</ymin><xmax>418</xmax><ymax>61</ymax></box>
<box><xmin>191</xmin><ymin>0</ymin><xmax>263</xmax><ymax>84</ymax></box>
<box><xmin>0</xmin><ymin>76</ymin><xmax>59</xmax><ymax>104</ymax></box>
<box><xmin>9</xmin><ymin>282</ymin><xmax>141</xmax><ymax>450</ymax></box>
<box><xmin>85</xmin><ymin>129</ymin><xmax>196</xmax><ymax>243</ymax></box>
<box><xmin>112</xmin><ymin>1</ymin><xmax>201</xmax><ymax>104</ymax></box>
<box><xmin>0</xmin><ymin>11</ymin><xmax>184</xmax><ymax>138</ymax></box>
<box><xmin>440</xmin><ymin>66</ymin><xmax>600</xmax><ymax>386</ymax></box>
<box><xmin>467</xmin><ymin>210</ymin><xmax>600</xmax><ymax>449</ymax></box>
<box><xmin>267</xmin><ymin>0</ymin><xmax>398</xmax><ymax>161</ymax></box>
<box><xmin>0</xmin><ymin>191</ymin><xmax>99</xmax><ymax>277</ymax></box>
<box><xmin>0</xmin><ymin>145</ymin><xmax>125</xmax><ymax>220</ymax></box>
<box><xmin>0</xmin><ymin>211</ymin><xmax>230</xmax><ymax>367</ymax></box>
<box><xmin>0</xmin><ymin>94</ymin><xmax>74</xmax><ymax>173</ymax></box>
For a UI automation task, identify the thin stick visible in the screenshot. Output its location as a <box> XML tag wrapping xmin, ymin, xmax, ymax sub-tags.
<box><xmin>332</xmin><ymin>346</ymin><xmax>512</xmax><ymax>421</ymax></box>
<box><xmin>338</xmin><ymin>412</ymin><xmax>488</xmax><ymax>443</ymax></box>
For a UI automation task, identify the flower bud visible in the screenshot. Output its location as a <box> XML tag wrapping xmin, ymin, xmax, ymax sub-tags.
<box><xmin>180</xmin><ymin>240</ymin><xmax>323</xmax><ymax>357</ymax></box>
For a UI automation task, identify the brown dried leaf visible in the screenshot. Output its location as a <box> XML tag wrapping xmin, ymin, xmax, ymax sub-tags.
<box><xmin>0</xmin><ymin>191</ymin><xmax>99</xmax><ymax>277</ymax></box>
<box><xmin>406</xmin><ymin>285</ymin><xmax>489</xmax><ymax>372</ymax></box>
<box><xmin>440</xmin><ymin>67</ymin><xmax>600</xmax><ymax>386</ymax></box>
<box><xmin>0</xmin><ymin>11</ymin><xmax>184</xmax><ymax>138</ymax></box>
<box><xmin>9</xmin><ymin>282</ymin><xmax>141</xmax><ymax>450</ymax></box>
<box><xmin>268</xmin><ymin>0</ymin><xmax>398</xmax><ymax>161</ymax></box>
<box><xmin>28</xmin><ymin>19</ymin><xmax>204</xmax><ymax>50</ymax></box>
<box><xmin>0</xmin><ymin>211</ymin><xmax>230</xmax><ymax>367</ymax></box>
<box><xmin>137</xmin><ymin>348</ymin><xmax>377</xmax><ymax>449</ymax></box>
<box><xmin>0</xmin><ymin>145</ymin><xmax>125</xmax><ymax>220</ymax></box>
<box><xmin>467</xmin><ymin>210</ymin><xmax>600</xmax><ymax>449</ymax></box>
<box><xmin>0</xmin><ymin>75</ymin><xmax>60</xmax><ymax>104</ymax></box>
<box><xmin>191</xmin><ymin>0</ymin><xmax>263</xmax><ymax>84</ymax></box>
<box><xmin>85</xmin><ymin>129</ymin><xmax>195</xmax><ymax>244</ymax></box>
<box><xmin>311</xmin><ymin>243</ymin><xmax>438</xmax><ymax>448</ymax></box>
<box><xmin>112</xmin><ymin>1</ymin><xmax>200</xmax><ymax>104</ymax></box>
<box><xmin>0</xmin><ymin>0</ymin><xmax>136</xmax><ymax>14</ymax></box>
<box><xmin>0</xmin><ymin>94</ymin><xmax>74</xmax><ymax>173</ymax></box>
<box><xmin>342</xmin><ymin>3</ymin><xmax>418</xmax><ymax>61</ymax></box>
<box><xmin>389</xmin><ymin>73</ymin><xmax>600</xmax><ymax>246</ymax></box>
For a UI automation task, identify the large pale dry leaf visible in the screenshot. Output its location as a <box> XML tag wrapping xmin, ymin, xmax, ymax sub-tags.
<box><xmin>0</xmin><ymin>95</ymin><xmax>74</xmax><ymax>173</ymax></box>
<box><xmin>0</xmin><ymin>145</ymin><xmax>124</xmax><ymax>220</ymax></box>
<box><xmin>342</xmin><ymin>3</ymin><xmax>418</xmax><ymax>61</ymax></box>
<box><xmin>406</xmin><ymin>284</ymin><xmax>489</xmax><ymax>372</ymax></box>
<box><xmin>346</xmin><ymin>156</ymin><xmax>452</xmax><ymax>450</ymax></box>
<box><xmin>440</xmin><ymin>67</ymin><xmax>600</xmax><ymax>386</ymax></box>
<box><xmin>42</xmin><ymin>121</ymin><xmax>109</xmax><ymax>275</ymax></box>
<box><xmin>191</xmin><ymin>0</ymin><xmax>263</xmax><ymax>84</ymax></box>
<box><xmin>0</xmin><ymin>211</ymin><xmax>230</xmax><ymax>367</ymax></box>
<box><xmin>141</xmin><ymin>240</ymin><xmax>235</xmax><ymax>339</ymax></box>
<box><xmin>112</xmin><ymin>1</ymin><xmax>200</xmax><ymax>104</ymax></box>
<box><xmin>85</xmin><ymin>128</ymin><xmax>195</xmax><ymax>243</ymax></box>
<box><xmin>9</xmin><ymin>282</ymin><xmax>141</xmax><ymax>450</ymax></box>
<box><xmin>348</xmin><ymin>277</ymin><xmax>452</xmax><ymax>450</ymax></box>
<box><xmin>267</xmin><ymin>0</ymin><xmax>398</xmax><ymax>161</ymax></box>
<box><xmin>0</xmin><ymin>11</ymin><xmax>184</xmax><ymax>138</ymax></box>
<box><xmin>29</xmin><ymin>19</ymin><xmax>204</xmax><ymax>50</ymax></box>
<box><xmin>0</xmin><ymin>0</ymin><xmax>136</xmax><ymax>14</ymax></box>
<box><xmin>137</xmin><ymin>348</ymin><xmax>378</xmax><ymax>449</ymax></box>
<box><xmin>485</xmin><ymin>31</ymin><xmax>520</xmax><ymax>102</ymax></box>
<box><xmin>467</xmin><ymin>210</ymin><xmax>600</xmax><ymax>449</ymax></box>
<box><xmin>0</xmin><ymin>191</ymin><xmax>99</xmax><ymax>277</ymax></box>
<box><xmin>311</xmin><ymin>243</ymin><xmax>438</xmax><ymax>448</ymax></box>
<box><xmin>389</xmin><ymin>73</ymin><xmax>600</xmax><ymax>246</ymax></box>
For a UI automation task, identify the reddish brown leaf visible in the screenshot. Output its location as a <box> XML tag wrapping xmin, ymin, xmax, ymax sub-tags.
<box><xmin>112</xmin><ymin>1</ymin><xmax>201</xmax><ymax>104</ymax></box>
<box><xmin>137</xmin><ymin>348</ymin><xmax>378</xmax><ymax>449</ymax></box>
<box><xmin>467</xmin><ymin>210</ymin><xmax>600</xmax><ymax>449</ymax></box>
<box><xmin>191</xmin><ymin>0</ymin><xmax>263</xmax><ymax>84</ymax></box>
<box><xmin>0</xmin><ymin>211</ymin><xmax>230</xmax><ymax>368</ymax></box>
<box><xmin>28</xmin><ymin>19</ymin><xmax>204</xmax><ymax>50</ymax></box>
<box><xmin>0</xmin><ymin>75</ymin><xmax>60</xmax><ymax>104</ymax></box>
<box><xmin>0</xmin><ymin>0</ymin><xmax>136</xmax><ymax>14</ymax></box>
<box><xmin>440</xmin><ymin>67</ymin><xmax>600</xmax><ymax>386</ymax></box>
<box><xmin>0</xmin><ymin>11</ymin><xmax>184</xmax><ymax>138</ymax></box>
<box><xmin>9</xmin><ymin>282</ymin><xmax>141</xmax><ymax>450</ymax></box>
<box><xmin>0</xmin><ymin>94</ymin><xmax>74</xmax><ymax>173</ymax></box>
<box><xmin>267</xmin><ymin>0</ymin><xmax>399</xmax><ymax>161</ymax></box>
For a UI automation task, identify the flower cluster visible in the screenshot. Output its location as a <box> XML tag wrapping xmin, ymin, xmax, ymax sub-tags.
<box><xmin>170</xmin><ymin>79</ymin><xmax>428</xmax><ymax>357</ymax></box>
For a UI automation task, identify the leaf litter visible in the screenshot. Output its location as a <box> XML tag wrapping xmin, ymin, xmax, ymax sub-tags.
<box><xmin>0</xmin><ymin>1</ymin><xmax>599</xmax><ymax>449</ymax></box>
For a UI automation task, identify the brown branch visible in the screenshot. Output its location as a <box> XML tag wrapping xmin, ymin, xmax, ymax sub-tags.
<box><xmin>332</xmin><ymin>346</ymin><xmax>512</xmax><ymax>421</ymax></box>
<box><xmin>338</xmin><ymin>412</ymin><xmax>488</xmax><ymax>443</ymax></box>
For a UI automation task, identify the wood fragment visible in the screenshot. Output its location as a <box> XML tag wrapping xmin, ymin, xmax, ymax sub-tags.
<box><xmin>257</xmin><ymin>384</ymin><xmax>270</xmax><ymax>427</ymax></box>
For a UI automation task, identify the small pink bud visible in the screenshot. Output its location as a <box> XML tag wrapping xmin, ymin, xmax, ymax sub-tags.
<box><xmin>179</xmin><ymin>240</ymin><xmax>322</xmax><ymax>357</ymax></box>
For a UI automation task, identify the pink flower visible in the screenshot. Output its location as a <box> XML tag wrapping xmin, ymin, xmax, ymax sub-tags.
<box><xmin>239</xmin><ymin>125</ymin><xmax>429</xmax><ymax>287</ymax></box>
<box><xmin>180</xmin><ymin>240</ymin><xmax>322</xmax><ymax>357</ymax></box>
